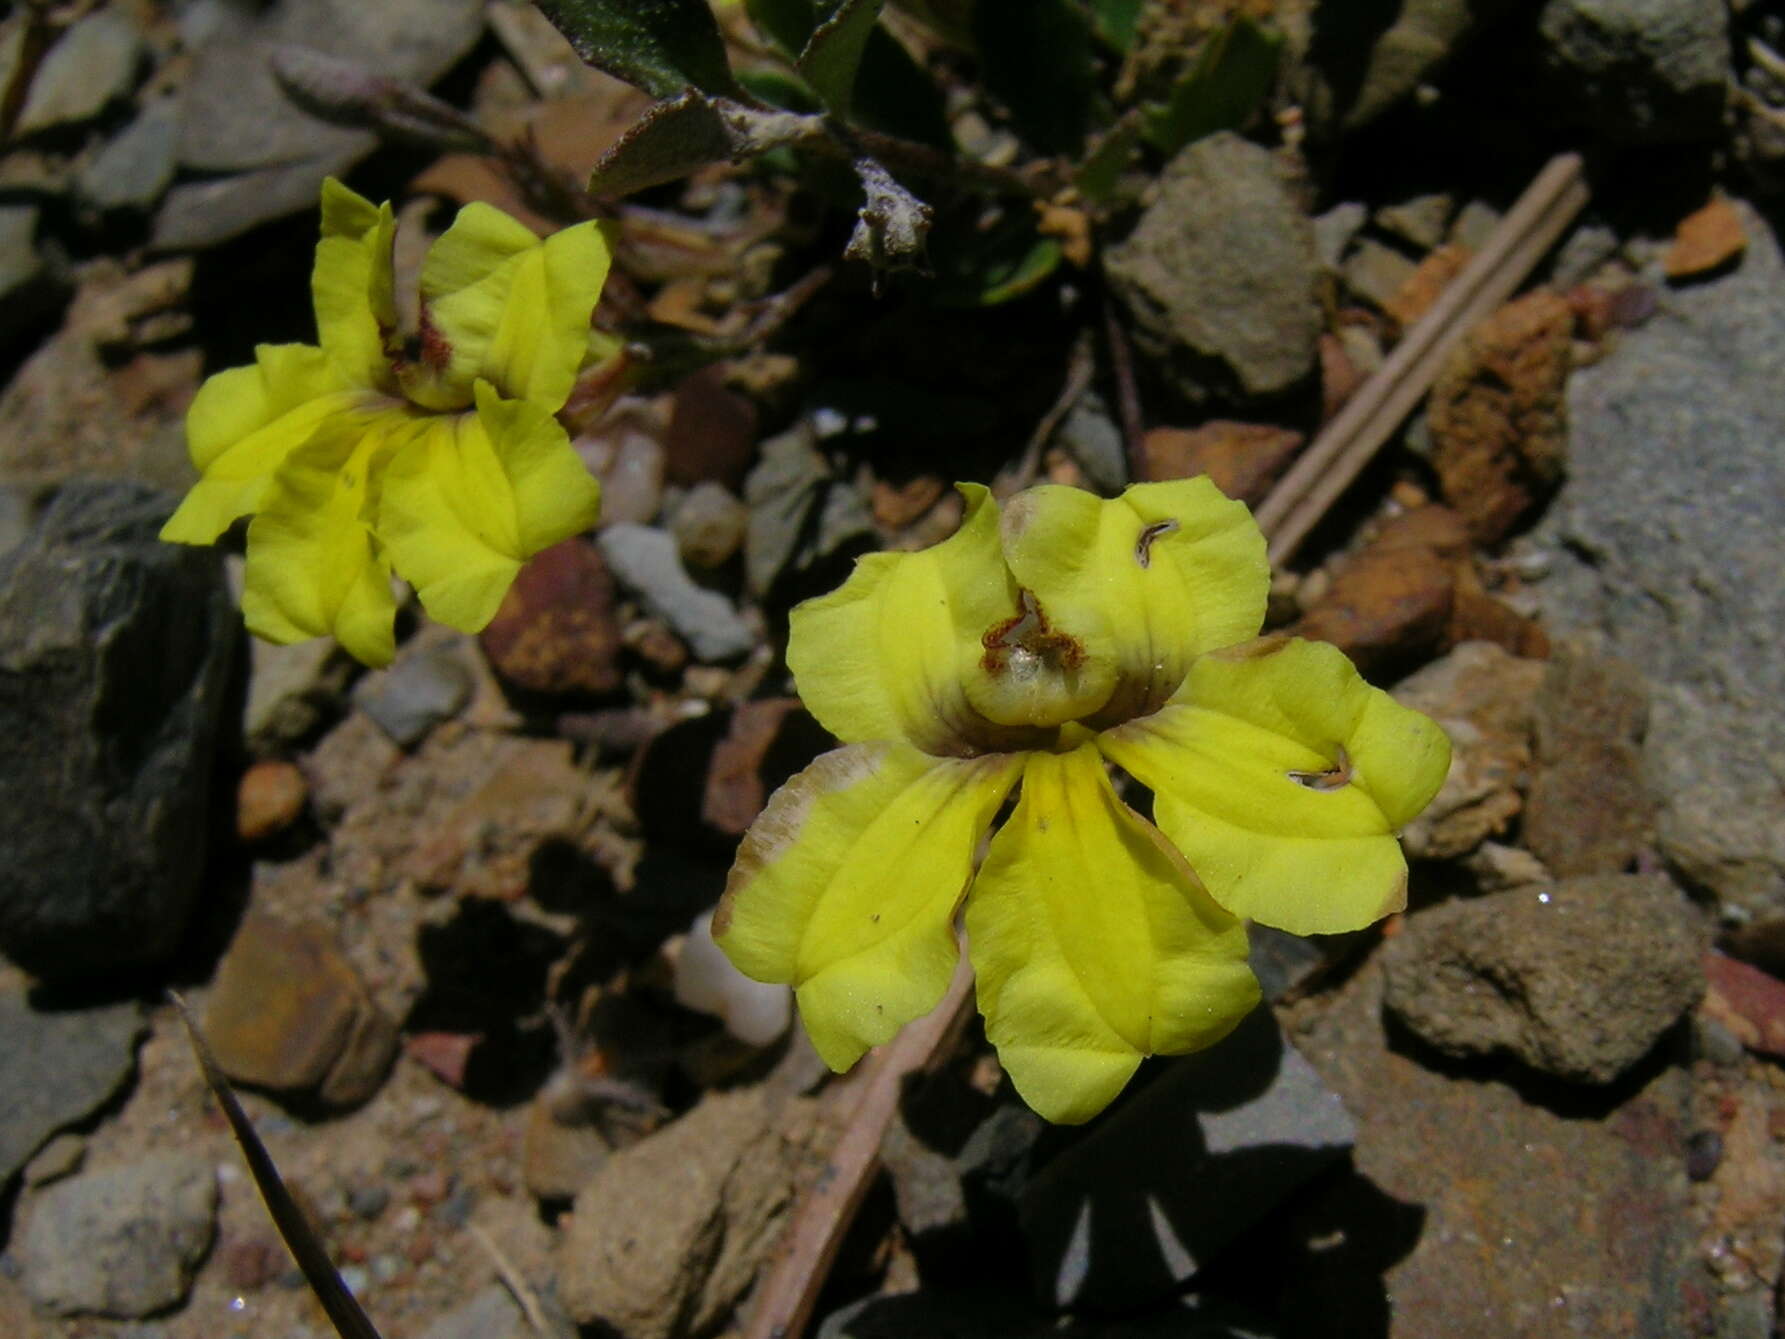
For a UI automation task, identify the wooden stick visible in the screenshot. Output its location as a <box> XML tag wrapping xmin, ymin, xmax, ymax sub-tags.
<box><xmin>1255</xmin><ymin>152</ymin><xmax>1590</xmax><ymax>563</ymax></box>
<box><xmin>741</xmin><ymin>956</ymin><xmax>977</xmax><ymax>1339</ymax></box>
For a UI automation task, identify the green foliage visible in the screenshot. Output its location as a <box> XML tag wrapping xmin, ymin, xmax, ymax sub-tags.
<box><xmin>928</xmin><ymin>210</ymin><xmax>1062</xmax><ymax>307</ymax></box>
<box><xmin>800</xmin><ymin>0</ymin><xmax>885</xmax><ymax>118</ymax></box>
<box><xmin>1086</xmin><ymin>0</ymin><xmax>1143</xmax><ymax>52</ymax></box>
<box><xmin>971</xmin><ymin>0</ymin><xmax>1099</xmax><ymax>155</ymax></box>
<box><xmin>533</xmin><ymin>0</ymin><xmax>739</xmax><ymax>98</ymax></box>
<box><xmin>1144</xmin><ymin>17</ymin><xmax>1281</xmax><ymax>154</ymax></box>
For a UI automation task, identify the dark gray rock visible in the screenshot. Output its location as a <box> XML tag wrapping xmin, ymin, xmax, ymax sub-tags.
<box><xmin>0</xmin><ymin>984</ymin><xmax>143</xmax><ymax>1188</ymax></box>
<box><xmin>20</xmin><ymin>1151</ymin><xmax>217</xmax><ymax>1317</ymax></box>
<box><xmin>1535</xmin><ymin>0</ymin><xmax>1729</xmax><ymax>142</ymax></box>
<box><xmin>1105</xmin><ymin>133</ymin><xmax>1320</xmax><ymax>403</ymax></box>
<box><xmin>0</xmin><ymin>205</ymin><xmax>68</xmax><ymax>348</ymax></box>
<box><xmin>1381</xmin><ymin>875</ymin><xmax>1706</xmax><ymax>1083</ymax></box>
<box><xmin>1530</xmin><ymin>200</ymin><xmax>1785</xmax><ymax>913</ymax></box>
<box><xmin>1019</xmin><ymin>1008</ymin><xmax>1354</xmax><ymax>1310</ymax></box>
<box><xmin>0</xmin><ymin>482</ymin><xmax>235</xmax><ymax>979</ymax></box>
<box><xmin>598</xmin><ymin>523</ymin><xmax>753</xmax><ymax>662</ymax></box>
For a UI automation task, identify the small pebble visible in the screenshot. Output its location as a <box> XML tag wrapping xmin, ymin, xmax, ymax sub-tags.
<box><xmin>337</xmin><ymin>1264</ymin><xmax>370</xmax><ymax>1297</ymax></box>
<box><xmin>369</xmin><ymin>1254</ymin><xmax>403</xmax><ymax>1285</ymax></box>
<box><xmin>435</xmin><ymin>1184</ymin><xmax>477</xmax><ymax>1229</ymax></box>
<box><xmin>1686</xmin><ymin>1129</ymin><xmax>1724</xmax><ymax>1182</ymax></box>
<box><xmin>235</xmin><ymin>760</ymin><xmax>309</xmax><ymax>842</ymax></box>
<box><xmin>347</xmin><ymin>1185</ymin><xmax>390</xmax><ymax>1221</ymax></box>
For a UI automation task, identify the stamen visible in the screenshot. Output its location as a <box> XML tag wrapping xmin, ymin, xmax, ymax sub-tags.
<box><xmin>1288</xmin><ymin>744</ymin><xmax>1352</xmax><ymax>791</ymax></box>
<box><xmin>1135</xmin><ymin>519</ymin><xmax>1179</xmax><ymax>569</ymax></box>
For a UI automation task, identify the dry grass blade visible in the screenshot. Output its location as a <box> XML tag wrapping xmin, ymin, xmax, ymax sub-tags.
<box><xmin>742</xmin><ymin>955</ymin><xmax>978</xmax><ymax>1339</ymax></box>
<box><xmin>1256</xmin><ymin>152</ymin><xmax>1590</xmax><ymax>563</ymax></box>
<box><xmin>168</xmin><ymin>991</ymin><xmax>387</xmax><ymax>1339</ymax></box>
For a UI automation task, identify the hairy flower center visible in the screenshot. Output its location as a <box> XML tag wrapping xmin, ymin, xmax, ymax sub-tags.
<box><xmin>970</xmin><ymin>588</ymin><xmax>1116</xmax><ymax>730</ymax></box>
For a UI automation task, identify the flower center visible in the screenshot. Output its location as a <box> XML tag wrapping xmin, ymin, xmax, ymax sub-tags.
<box><xmin>969</xmin><ymin>588</ymin><xmax>1117</xmax><ymax>730</ymax></box>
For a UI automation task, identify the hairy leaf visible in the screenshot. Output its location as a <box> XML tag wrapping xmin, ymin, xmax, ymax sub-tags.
<box><xmin>1145</xmin><ymin>17</ymin><xmax>1281</xmax><ymax>153</ymax></box>
<box><xmin>534</xmin><ymin>0</ymin><xmax>739</xmax><ymax>98</ymax></box>
<box><xmin>588</xmin><ymin>91</ymin><xmax>820</xmax><ymax>198</ymax></box>
<box><xmin>799</xmin><ymin>0</ymin><xmax>885</xmax><ymax>120</ymax></box>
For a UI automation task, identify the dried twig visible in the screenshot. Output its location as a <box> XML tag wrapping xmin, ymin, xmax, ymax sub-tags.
<box><xmin>468</xmin><ymin>1222</ymin><xmax>555</xmax><ymax>1336</ymax></box>
<box><xmin>999</xmin><ymin>328</ymin><xmax>1096</xmax><ymax>496</ymax></box>
<box><xmin>169</xmin><ymin>992</ymin><xmax>387</xmax><ymax>1339</ymax></box>
<box><xmin>1255</xmin><ymin>152</ymin><xmax>1590</xmax><ymax>563</ymax></box>
<box><xmin>1101</xmin><ymin>293</ymin><xmax>1146</xmax><ymax>482</ymax></box>
<box><xmin>741</xmin><ymin>956</ymin><xmax>977</xmax><ymax>1339</ymax></box>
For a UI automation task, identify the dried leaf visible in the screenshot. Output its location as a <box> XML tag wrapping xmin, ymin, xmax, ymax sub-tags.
<box><xmin>842</xmin><ymin>156</ymin><xmax>932</xmax><ymax>279</ymax></box>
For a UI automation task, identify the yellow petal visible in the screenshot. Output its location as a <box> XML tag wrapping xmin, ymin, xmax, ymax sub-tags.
<box><xmin>405</xmin><ymin>206</ymin><xmax>613</xmax><ymax>410</ymax></box>
<box><xmin>965</xmin><ymin>743</ymin><xmax>1259</xmax><ymax>1124</ymax></box>
<box><xmin>238</xmin><ymin>417</ymin><xmax>402</xmax><ymax>667</ymax></box>
<box><xmin>786</xmin><ymin>484</ymin><xmax>1048</xmax><ymax>755</ymax></box>
<box><xmin>161</xmin><ymin>345</ymin><xmax>362</xmax><ymax>544</ymax></box>
<box><xmin>377</xmin><ymin>383</ymin><xmax>602</xmax><ymax>634</ymax></box>
<box><xmin>996</xmin><ymin>479</ymin><xmax>1269</xmax><ymax>723</ymax></box>
<box><xmin>714</xmin><ymin>742</ymin><xmax>1021</xmax><ymax>1072</ymax></box>
<box><xmin>313</xmin><ymin>178</ymin><xmax>397</xmax><ymax>388</ymax></box>
<box><xmin>1098</xmin><ymin>636</ymin><xmax>1451</xmax><ymax>935</ymax></box>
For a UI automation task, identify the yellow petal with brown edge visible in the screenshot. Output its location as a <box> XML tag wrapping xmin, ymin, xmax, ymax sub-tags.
<box><xmin>160</xmin><ymin>344</ymin><xmax>365</xmax><ymax>545</ymax></box>
<box><xmin>377</xmin><ymin>382</ymin><xmax>602</xmax><ymax>635</ymax></box>
<box><xmin>965</xmin><ymin>742</ymin><xmax>1258</xmax><ymax>1124</ymax></box>
<box><xmin>996</xmin><ymin>479</ymin><xmax>1268</xmax><ymax>724</ymax></box>
<box><xmin>313</xmin><ymin>179</ymin><xmax>397</xmax><ymax>390</ymax></box>
<box><xmin>407</xmin><ymin>206</ymin><xmax>613</xmax><ymax>411</ymax></box>
<box><xmin>1098</xmin><ymin>636</ymin><xmax>1451</xmax><ymax>935</ymax></box>
<box><xmin>238</xmin><ymin>417</ymin><xmax>402</xmax><ymax>667</ymax></box>
<box><xmin>714</xmin><ymin>742</ymin><xmax>1022</xmax><ymax>1073</ymax></box>
<box><xmin>786</xmin><ymin>484</ymin><xmax>1050</xmax><ymax>756</ymax></box>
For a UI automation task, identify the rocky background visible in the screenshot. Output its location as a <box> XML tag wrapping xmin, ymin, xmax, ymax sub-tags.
<box><xmin>1</xmin><ymin>1</ymin><xmax>1783</xmax><ymax>1337</ymax></box>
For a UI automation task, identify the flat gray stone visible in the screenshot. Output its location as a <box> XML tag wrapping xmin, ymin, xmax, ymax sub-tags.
<box><xmin>1530</xmin><ymin>200</ymin><xmax>1785</xmax><ymax>913</ymax></box>
<box><xmin>1106</xmin><ymin>133</ymin><xmax>1320</xmax><ymax>403</ymax></box>
<box><xmin>15</xmin><ymin>9</ymin><xmax>143</xmax><ymax>136</ymax></box>
<box><xmin>1020</xmin><ymin>1008</ymin><xmax>1354</xmax><ymax>1309</ymax></box>
<box><xmin>0</xmin><ymin>986</ymin><xmax>143</xmax><ymax>1188</ymax></box>
<box><xmin>0</xmin><ymin>483</ymin><xmax>236</xmax><ymax>979</ymax></box>
<box><xmin>20</xmin><ymin>1151</ymin><xmax>217</xmax><ymax>1317</ymax></box>
<box><xmin>76</xmin><ymin>98</ymin><xmax>180</xmax><ymax>215</ymax></box>
<box><xmin>598</xmin><ymin>523</ymin><xmax>753</xmax><ymax>663</ymax></box>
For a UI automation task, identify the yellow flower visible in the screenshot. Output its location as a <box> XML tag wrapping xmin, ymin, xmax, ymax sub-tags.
<box><xmin>714</xmin><ymin>479</ymin><xmax>1450</xmax><ymax>1123</ymax></box>
<box><xmin>160</xmin><ymin>180</ymin><xmax>615</xmax><ymax>666</ymax></box>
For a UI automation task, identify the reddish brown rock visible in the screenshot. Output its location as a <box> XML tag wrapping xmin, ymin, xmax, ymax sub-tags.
<box><xmin>204</xmin><ymin>910</ymin><xmax>398</xmax><ymax>1108</ymax></box>
<box><xmin>1702</xmin><ymin>952</ymin><xmax>1785</xmax><ymax>1059</ymax></box>
<box><xmin>1383</xmin><ymin>241</ymin><xmax>1472</xmax><ymax>328</ymax></box>
<box><xmin>235</xmin><ymin>760</ymin><xmax>307</xmax><ymax>843</ymax></box>
<box><xmin>1522</xmin><ymin>644</ymin><xmax>1652</xmax><ymax>878</ymax></box>
<box><xmin>701</xmin><ymin>699</ymin><xmax>829</xmax><ymax>838</ymax></box>
<box><xmin>478</xmin><ymin>538</ymin><xmax>623</xmax><ymax>698</ymax></box>
<box><xmin>1371</xmin><ymin>504</ymin><xmax>1473</xmax><ymax>561</ymax></box>
<box><xmin>1664</xmin><ymin>197</ymin><xmax>1745</xmax><ymax>281</ymax></box>
<box><xmin>1296</xmin><ymin>543</ymin><xmax>1454</xmax><ymax>674</ymax></box>
<box><xmin>663</xmin><ymin>365</ymin><xmax>758</xmax><ymax>488</ymax></box>
<box><xmin>1137</xmin><ymin>421</ymin><xmax>1304</xmax><ymax>504</ymax></box>
<box><xmin>1428</xmin><ymin>290</ymin><xmax>1573</xmax><ymax>544</ymax></box>
<box><xmin>1446</xmin><ymin>569</ymin><xmax>1549</xmax><ymax>660</ymax></box>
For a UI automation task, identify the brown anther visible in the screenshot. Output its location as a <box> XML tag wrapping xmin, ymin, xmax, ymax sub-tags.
<box><xmin>417</xmin><ymin>307</ymin><xmax>453</xmax><ymax>371</ymax></box>
<box><xmin>1288</xmin><ymin>743</ymin><xmax>1353</xmax><ymax>791</ymax></box>
<box><xmin>981</xmin><ymin>588</ymin><xmax>1087</xmax><ymax>675</ymax></box>
<box><xmin>1135</xmin><ymin>518</ymin><xmax>1180</xmax><ymax>569</ymax></box>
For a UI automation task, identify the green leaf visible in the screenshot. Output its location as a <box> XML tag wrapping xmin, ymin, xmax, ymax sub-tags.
<box><xmin>928</xmin><ymin>210</ymin><xmax>1063</xmax><ymax>307</ymax></box>
<box><xmin>971</xmin><ymin>0</ymin><xmax>1098</xmax><ymax>155</ymax></box>
<box><xmin>1074</xmin><ymin>110</ymin><xmax>1143</xmax><ymax>204</ymax></box>
<box><xmin>798</xmin><ymin>0</ymin><xmax>885</xmax><ymax>119</ymax></box>
<box><xmin>1144</xmin><ymin>17</ymin><xmax>1281</xmax><ymax>154</ymax></box>
<box><xmin>737</xmin><ymin>65</ymin><xmax>824</xmax><ymax>114</ymax></box>
<box><xmin>746</xmin><ymin>0</ymin><xmax>820</xmax><ymax>56</ymax></box>
<box><xmin>1088</xmin><ymin>0</ymin><xmax>1144</xmax><ymax>52</ymax></box>
<box><xmin>587</xmin><ymin>92</ymin><xmax>820</xmax><ymax>197</ymax></box>
<box><xmin>533</xmin><ymin>0</ymin><xmax>740</xmax><ymax>99</ymax></box>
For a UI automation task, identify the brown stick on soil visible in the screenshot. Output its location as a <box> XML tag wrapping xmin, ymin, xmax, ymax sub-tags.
<box><xmin>741</xmin><ymin>955</ymin><xmax>977</xmax><ymax>1339</ymax></box>
<box><xmin>1255</xmin><ymin>152</ymin><xmax>1590</xmax><ymax>564</ymax></box>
